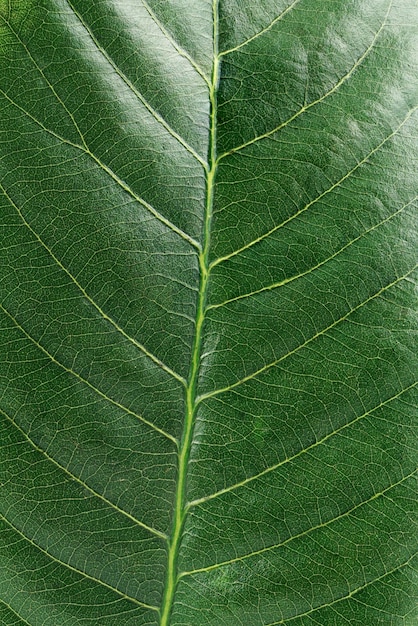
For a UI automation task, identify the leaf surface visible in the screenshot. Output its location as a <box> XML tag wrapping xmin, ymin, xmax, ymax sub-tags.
<box><xmin>0</xmin><ymin>1</ymin><xmax>417</xmax><ymax>624</ymax></box>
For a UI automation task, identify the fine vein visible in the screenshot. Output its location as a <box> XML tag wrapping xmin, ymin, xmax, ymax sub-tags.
<box><xmin>1</xmin><ymin>406</ymin><xmax>167</xmax><ymax>541</ymax></box>
<box><xmin>219</xmin><ymin>0</ymin><xmax>302</xmax><ymax>57</ymax></box>
<box><xmin>159</xmin><ymin>3</ymin><xmax>220</xmax><ymax>624</ymax></box>
<box><xmin>181</xmin><ymin>470</ymin><xmax>416</xmax><ymax>576</ymax></box>
<box><xmin>65</xmin><ymin>0</ymin><xmax>207</xmax><ymax>169</ymax></box>
<box><xmin>0</xmin><ymin>304</ymin><xmax>177</xmax><ymax>444</ymax></box>
<box><xmin>210</xmin><ymin>103</ymin><xmax>418</xmax><ymax>269</ymax></box>
<box><xmin>198</xmin><ymin>266</ymin><xmax>417</xmax><ymax>401</ymax></box>
<box><xmin>0</xmin><ymin>514</ymin><xmax>158</xmax><ymax>612</ymax></box>
<box><xmin>188</xmin><ymin>381</ymin><xmax>417</xmax><ymax>507</ymax></box>
<box><xmin>208</xmin><ymin>196</ymin><xmax>417</xmax><ymax>310</ymax></box>
<box><xmin>1</xmin><ymin>183</ymin><xmax>186</xmax><ymax>386</ymax></box>
<box><xmin>265</xmin><ymin>556</ymin><xmax>416</xmax><ymax>625</ymax></box>
<box><xmin>1</xmin><ymin>19</ymin><xmax>200</xmax><ymax>251</ymax></box>
<box><xmin>218</xmin><ymin>0</ymin><xmax>392</xmax><ymax>160</ymax></box>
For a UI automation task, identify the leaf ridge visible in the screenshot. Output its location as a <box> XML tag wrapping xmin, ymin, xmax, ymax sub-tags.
<box><xmin>0</xmin><ymin>87</ymin><xmax>200</xmax><ymax>250</ymax></box>
<box><xmin>210</xmin><ymin>104</ymin><xmax>418</xmax><ymax>269</ymax></box>
<box><xmin>265</xmin><ymin>555</ymin><xmax>417</xmax><ymax>625</ymax></box>
<box><xmin>181</xmin><ymin>470</ymin><xmax>416</xmax><ymax>576</ymax></box>
<box><xmin>189</xmin><ymin>381</ymin><xmax>417</xmax><ymax>507</ymax></box>
<box><xmin>139</xmin><ymin>0</ymin><xmax>210</xmax><ymax>87</ymax></box>
<box><xmin>2</xmin><ymin>17</ymin><xmax>90</xmax><ymax>153</ymax></box>
<box><xmin>0</xmin><ymin>514</ymin><xmax>158</xmax><ymax>612</ymax></box>
<box><xmin>219</xmin><ymin>0</ymin><xmax>302</xmax><ymax>57</ymax></box>
<box><xmin>1</xmin><ymin>183</ymin><xmax>187</xmax><ymax>387</ymax></box>
<box><xmin>0</xmin><ymin>304</ymin><xmax>178</xmax><ymax>444</ymax></box>
<box><xmin>65</xmin><ymin>0</ymin><xmax>208</xmax><ymax>169</ymax></box>
<box><xmin>199</xmin><ymin>267</ymin><xmax>417</xmax><ymax>401</ymax></box>
<box><xmin>0</xmin><ymin>406</ymin><xmax>168</xmax><ymax>540</ymax></box>
<box><xmin>208</xmin><ymin>196</ymin><xmax>417</xmax><ymax>309</ymax></box>
<box><xmin>217</xmin><ymin>0</ymin><xmax>392</xmax><ymax>160</ymax></box>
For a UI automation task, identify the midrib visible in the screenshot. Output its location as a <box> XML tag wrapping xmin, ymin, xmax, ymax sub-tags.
<box><xmin>158</xmin><ymin>3</ymin><xmax>220</xmax><ymax>624</ymax></box>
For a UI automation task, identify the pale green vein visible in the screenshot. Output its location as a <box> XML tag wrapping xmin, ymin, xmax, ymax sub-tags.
<box><xmin>219</xmin><ymin>0</ymin><xmax>302</xmax><ymax>57</ymax></box>
<box><xmin>265</xmin><ymin>555</ymin><xmax>417</xmax><ymax>625</ymax></box>
<box><xmin>217</xmin><ymin>0</ymin><xmax>392</xmax><ymax>160</ymax></box>
<box><xmin>0</xmin><ymin>23</ymin><xmax>200</xmax><ymax>251</ymax></box>
<box><xmin>0</xmin><ymin>600</ymin><xmax>32</xmax><ymax>626</ymax></box>
<box><xmin>140</xmin><ymin>0</ymin><xmax>210</xmax><ymax>87</ymax></box>
<box><xmin>65</xmin><ymin>0</ymin><xmax>208</xmax><ymax>170</ymax></box>
<box><xmin>0</xmin><ymin>304</ymin><xmax>177</xmax><ymax>445</ymax></box>
<box><xmin>1</xmin><ymin>183</ymin><xmax>187</xmax><ymax>387</ymax></box>
<box><xmin>189</xmin><ymin>382</ymin><xmax>417</xmax><ymax>507</ymax></box>
<box><xmin>1</xmin><ymin>16</ymin><xmax>87</xmax><ymax>150</ymax></box>
<box><xmin>0</xmin><ymin>406</ymin><xmax>168</xmax><ymax>541</ymax></box>
<box><xmin>198</xmin><ymin>267</ymin><xmax>418</xmax><ymax>402</ymax></box>
<box><xmin>210</xmin><ymin>103</ymin><xmax>418</xmax><ymax>268</ymax></box>
<box><xmin>0</xmin><ymin>514</ymin><xmax>158</xmax><ymax>612</ymax></box>
<box><xmin>181</xmin><ymin>470</ymin><xmax>416</xmax><ymax>576</ymax></box>
<box><xmin>0</xmin><ymin>87</ymin><xmax>200</xmax><ymax>250</ymax></box>
<box><xmin>159</xmin><ymin>2</ymin><xmax>220</xmax><ymax>624</ymax></box>
<box><xmin>207</xmin><ymin>196</ymin><xmax>417</xmax><ymax>310</ymax></box>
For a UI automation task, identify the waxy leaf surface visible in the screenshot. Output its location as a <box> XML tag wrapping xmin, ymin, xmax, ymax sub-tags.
<box><xmin>0</xmin><ymin>1</ymin><xmax>417</xmax><ymax>624</ymax></box>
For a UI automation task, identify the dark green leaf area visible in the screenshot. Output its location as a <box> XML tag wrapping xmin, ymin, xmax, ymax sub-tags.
<box><xmin>201</xmin><ymin>245</ymin><xmax>417</xmax><ymax>397</ymax></box>
<box><xmin>0</xmin><ymin>601</ymin><xmax>30</xmax><ymax>626</ymax></box>
<box><xmin>185</xmin><ymin>385</ymin><xmax>417</xmax><ymax>562</ymax></box>
<box><xmin>174</xmin><ymin>482</ymin><xmax>416</xmax><ymax>625</ymax></box>
<box><xmin>0</xmin><ymin>3</ymin><xmax>207</xmax><ymax>239</ymax></box>
<box><xmin>0</xmin><ymin>312</ymin><xmax>177</xmax><ymax>532</ymax></box>
<box><xmin>192</xmin><ymin>274</ymin><xmax>417</xmax><ymax>495</ymax></box>
<box><xmin>0</xmin><ymin>522</ymin><xmax>158</xmax><ymax>626</ymax></box>
<box><xmin>217</xmin><ymin>0</ymin><xmax>391</xmax><ymax>153</ymax></box>
<box><xmin>208</xmin><ymin>113</ymin><xmax>418</xmax><ymax>305</ymax></box>
<box><xmin>0</xmin><ymin>417</ymin><xmax>167</xmax><ymax>607</ymax></box>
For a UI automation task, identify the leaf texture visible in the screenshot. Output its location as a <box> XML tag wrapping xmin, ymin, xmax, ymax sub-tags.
<box><xmin>0</xmin><ymin>1</ymin><xmax>417</xmax><ymax>624</ymax></box>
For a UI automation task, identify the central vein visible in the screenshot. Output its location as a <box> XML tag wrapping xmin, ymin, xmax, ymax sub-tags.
<box><xmin>159</xmin><ymin>5</ymin><xmax>220</xmax><ymax>625</ymax></box>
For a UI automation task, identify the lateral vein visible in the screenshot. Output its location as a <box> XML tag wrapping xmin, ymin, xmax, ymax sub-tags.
<box><xmin>0</xmin><ymin>514</ymin><xmax>159</xmax><ymax>612</ymax></box>
<box><xmin>207</xmin><ymin>195</ymin><xmax>417</xmax><ymax>309</ymax></box>
<box><xmin>1</xmin><ymin>183</ymin><xmax>187</xmax><ymax>387</ymax></box>
<box><xmin>210</xmin><ymin>103</ymin><xmax>418</xmax><ymax>268</ymax></box>
<box><xmin>1</xmin><ymin>405</ymin><xmax>168</xmax><ymax>541</ymax></box>
<box><xmin>140</xmin><ymin>0</ymin><xmax>211</xmax><ymax>87</ymax></box>
<box><xmin>265</xmin><ymin>555</ymin><xmax>417</xmax><ymax>625</ymax></box>
<box><xmin>218</xmin><ymin>0</ymin><xmax>392</xmax><ymax>160</ymax></box>
<box><xmin>189</xmin><ymin>382</ymin><xmax>417</xmax><ymax>507</ymax></box>
<box><xmin>0</xmin><ymin>304</ymin><xmax>178</xmax><ymax>444</ymax></box>
<box><xmin>181</xmin><ymin>470</ymin><xmax>417</xmax><ymax>576</ymax></box>
<box><xmin>198</xmin><ymin>266</ymin><xmax>418</xmax><ymax>401</ymax></box>
<box><xmin>219</xmin><ymin>0</ymin><xmax>302</xmax><ymax>57</ymax></box>
<box><xmin>0</xmin><ymin>19</ymin><xmax>201</xmax><ymax>251</ymax></box>
<box><xmin>65</xmin><ymin>0</ymin><xmax>208</xmax><ymax>169</ymax></box>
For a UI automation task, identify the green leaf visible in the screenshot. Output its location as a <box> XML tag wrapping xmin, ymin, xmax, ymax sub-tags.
<box><xmin>0</xmin><ymin>1</ymin><xmax>417</xmax><ymax>624</ymax></box>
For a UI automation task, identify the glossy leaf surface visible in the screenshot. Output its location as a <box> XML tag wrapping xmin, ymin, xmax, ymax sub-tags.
<box><xmin>0</xmin><ymin>1</ymin><xmax>417</xmax><ymax>624</ymax></box>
